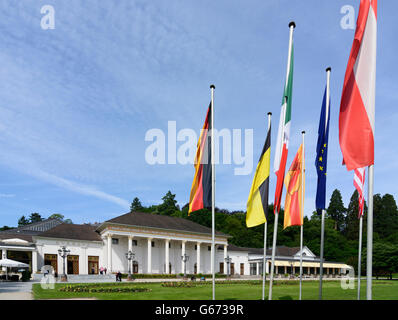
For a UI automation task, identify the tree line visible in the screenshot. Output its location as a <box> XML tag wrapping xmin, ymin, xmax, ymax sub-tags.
<box><xmin>0</xmin><ymin>213</ymin><xmax>72</xmax><ymax>231</ymax></box>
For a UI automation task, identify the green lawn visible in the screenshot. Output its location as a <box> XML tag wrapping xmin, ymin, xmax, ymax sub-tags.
<box><xmin>32</xmin><ymin>280</ymin><xmax>398</xmax><ymax>300</ymax></box>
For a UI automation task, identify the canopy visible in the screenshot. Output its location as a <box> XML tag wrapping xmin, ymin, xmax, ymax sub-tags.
<box><xmin>0</xmin><ymin>258</ymin><xmax>29</xmax><ymax>268</ymax></box>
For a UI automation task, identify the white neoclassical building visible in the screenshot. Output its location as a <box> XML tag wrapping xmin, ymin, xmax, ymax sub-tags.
<box><xmin>0</xmin><ymin>211</ymin><xmax>352</xmax><ymax>278</ymax></box>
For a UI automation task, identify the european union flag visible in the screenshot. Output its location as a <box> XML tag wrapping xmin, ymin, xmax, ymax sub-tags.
<box><xmin>315</xmin><ymin>88</ymin><xmax>330</xmax><ymax>211</ymax></box>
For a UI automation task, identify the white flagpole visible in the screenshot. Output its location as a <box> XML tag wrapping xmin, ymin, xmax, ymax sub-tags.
<box><xmin>319</xmin><ymin>67</ymin><xmax>331</xmax><ymax>300</ymax></box>
<box><xmin>299</xmin><ymin>131</ymin><xmax>305</xmax><ymax>300</ymax></box>
<box><xmin>268</xmin><ymin>20</ymin><xmax>295</xmax><ymax>301</ymax></box>
<box><xmin>357</xmin><ymin>215</ymin><xmax>363</xmax><ymax>300</ymax></box>
<box><xmin>367</xmin><ymin>165</ymin><xmax>374</xmax><ymax>300</ymax></box>
<box><xmin>262</xmin><ymin>112</ymin><xmax>272</xmax><ymax>301</ymax></box>
<box><xmin>262</xmin><ymin>221</ymin><xmax>268</xmax><ymax>300</ymax></box>
<box><xmin>210</xmin><ymin>84</ymin><xmax>216</xmax><ymax>301</ymax></box>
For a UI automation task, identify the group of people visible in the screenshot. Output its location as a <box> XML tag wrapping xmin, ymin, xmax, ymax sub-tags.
<box><xmin>99</xmin><ymin>267</ymin><xmax>107</xmax><ymax>275</ymax></box>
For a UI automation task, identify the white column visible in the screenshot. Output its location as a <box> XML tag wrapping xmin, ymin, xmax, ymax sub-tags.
<box><xmin>128</xmin><ymin>236</ymin><xmax>133</xmax><ymax>273</ymax></box>
<box><xmin>107</xmin><ymin>234</ymin><xmax>112</xmax><ymax>272</ymax></box>
<box><xmin>224</xmin><ymin>245</ymin><xmax>227</xmax><ymax>275</ymax></box>
<box><xmin>2</xmin><ymin>249</ymin><xmax>6</xmax><ymax>272</ymax></box>
<box><xmin>165</xmin><ymin>239</ymin><xmax>170</xmax><ymax>274</ymax></box>
<box><xmin>32</xmin><ymin>251</ymin><xmax>38</xmax><ymax>274</ymax></box>
<box><xmin>196</xmin><ymin>242</ymin><xmax>201</xmax><ymax>274</ymax></box>
<box><xmin>181</xmin><ymin>241</ymin><xmax>186</xmax><ymax>274</ymax></box>
<box><xmin>81</xmin><ymin>246</ymin><xmax>87</xmax><ymax>275</ymax></box>
<box><xmin>147</xmin><ymin>238</ymin><xmax>152</xmax><ymax>274</ymax></box>
<box><xmin>257</xmin><ymin>262</ymin><xmax>260</xmax><ymax>276</ymax></box>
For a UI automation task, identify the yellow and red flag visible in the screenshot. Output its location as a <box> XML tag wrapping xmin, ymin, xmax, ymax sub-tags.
<box><xmin>283</xmin><ymin>143</ymin><xmax>305</xmax><ymax>229</ymax></box>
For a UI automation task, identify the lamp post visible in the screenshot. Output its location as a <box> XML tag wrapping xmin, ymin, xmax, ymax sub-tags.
<box><xmin>225</xmin><ymin>256</ymin><xmax>232</xmax><ymax>279</ymax></box>
<box><xmin>58</xmin><ymin>246</ymin><xmax>70</xmax><ymax>282</ymax></box>
<box><xmin>125</xmin><ymin>250</ymin><xmax>135</xmax><ymax>281</ymax></box>
<box><xmin>181</xmin><ymin>254</ymin><xmax>189</xmax><ymax>278</ymax></box>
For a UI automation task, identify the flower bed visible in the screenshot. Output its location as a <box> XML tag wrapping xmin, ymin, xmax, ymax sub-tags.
<box><xmin>59</xmin><ymin>284</ymin><xmax>151</xmax><ymax>293</ymax></box>
<box><xmin>161</xmin><ymin>282</ymin><xmax>196</xmax><ymax>288</ymax></box>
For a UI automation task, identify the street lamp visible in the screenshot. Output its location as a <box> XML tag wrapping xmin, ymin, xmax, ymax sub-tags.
<box><xmin>58</xmin><ymin>246</ymin><xmax>70</xmax><ymax>282</ymax></box>
<box><xmin>181</xmin><ymin>254</ymin><xmax>189</xmax><ymax>278</ymax></box>
<box><xmin>225</xmin><ymin>256</ymin><xmax>232</xmax><ymax>279</ymax></box>
<box><xmin>125</xmin><ymin>250</ymin><xmax>135</xmax><ymax>281</ymax></box>
<box><xmin>290</xmin><ymin>262</ymin><xmax>294</xmax><ymax>279</ymax></box>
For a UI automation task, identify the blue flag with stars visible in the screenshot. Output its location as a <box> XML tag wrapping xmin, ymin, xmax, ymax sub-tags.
<box><xmin>315</xmin><ymin>88</ymin><xmax>330</xmax><ymax>211</ymax></box>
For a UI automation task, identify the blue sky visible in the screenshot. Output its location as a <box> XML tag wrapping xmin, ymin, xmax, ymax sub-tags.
<box><xmin>0</xmin><ymin>0</ymin><xmax>396</xmax><ymax>226</ymax></box>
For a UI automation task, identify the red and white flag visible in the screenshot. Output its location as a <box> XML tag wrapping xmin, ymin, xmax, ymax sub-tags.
<box><xmin>339</xmin><ymin>0</ymin><xmax>377</xmax><ymax>171</ymax></box>
<box><xmin>354</xmin><ymin>167</ymin><xmax>366</xmax><ymax>218</ymax></box>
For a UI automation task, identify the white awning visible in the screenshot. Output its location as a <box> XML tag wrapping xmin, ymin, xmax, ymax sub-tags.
<box><xmin>273</xmin><ymin>260</ymin><xmax>351</xmax><ymax>269</ymax></box>
<box><xmin>0</xmin><ymin>258</ymin><xmax>29</xmax><ymax>268</ymax></box>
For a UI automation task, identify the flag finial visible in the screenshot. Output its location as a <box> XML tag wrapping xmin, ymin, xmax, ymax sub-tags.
<box><xmin>326</xmin><ymin>67</ymin><xmax>332</xmax><ymax>72</ymax></box>
<box><xmin>289</xmin><ymin>21</ymin><xmax>296</xmax><ymax>28</ymax></box>
<box><xmin>210</xmin><ymin>84</ymin><xmax>215</xmax><ymax>89</ymax></box>
<box><xmin>302</xmin><ymin>131</ymin><xmax>306</xmax><ymax>134</ymax></box>
<box><xmin>268</xmin><ymin>112</ymin><xmax>272</xmax><ymax>116</ymax></box>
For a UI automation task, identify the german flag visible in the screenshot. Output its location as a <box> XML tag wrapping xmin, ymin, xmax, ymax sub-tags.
<box><xmin>188</xmin><ymin>104</ymin><xmax>212</xmax><ymax>214</ymax></box>
<box><xmin>246</xmin><ymin>123</ymin><xmax>271</xmax><ymax>227</ymax></box>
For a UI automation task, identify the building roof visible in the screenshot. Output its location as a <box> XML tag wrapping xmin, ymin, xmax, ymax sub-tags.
<box><xmin>228</xmin><ymin>245</ymin><xmax>301</xmax><ymax>256</ymax></box>
<box><xmin>99</xmin><ymin>211</ymin><xmax>229</xmax><ymax>237</ymax></box>
<box><xmin>0</xmin><ymin>218</ymin><xmax>63</xmax><ymax>242</ymax></box>
<box><xmin>36</xmin><ymin>223</ymin><xmax>102</xmax><ymax>242</ymax></box>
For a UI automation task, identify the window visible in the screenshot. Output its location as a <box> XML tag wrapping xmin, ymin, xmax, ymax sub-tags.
<box><xmin>169</xmin><ymin>242</ymin><xmax>171</xmax><ymax>248</ymax></box>
<box><xmin>208</xmin><ymin>246</ymin><xmax>211</xmax><ymax>251</ymax></box>
<box><xmin>195</xmin><ymin>245</ymin><xmax>197</xmax><ymax>250</ymax></box>
<box><xmin>250</xmin><ymin>263</ymin><xmax>257</xmax><ymax>276</ymax></box>
<box><xmin>112</xmin><ymin>238</ymin><xmax>119</xmax><ymax>245</ymax></box>
<box><xmin>132</xmin><ymin>240</ymin><xmax>138</xmax><ymax>246</ymax></box>
<box><xmin>151</xmin><ymin>241</ymin><xmax>155</xmax><ymax>247</ymax></box>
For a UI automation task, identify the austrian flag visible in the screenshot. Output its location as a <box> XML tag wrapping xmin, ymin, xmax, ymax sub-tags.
<box><xmin>339</xmin><ymin>0</ymin><xmax>377</xmax><ymax>171</ymax></box>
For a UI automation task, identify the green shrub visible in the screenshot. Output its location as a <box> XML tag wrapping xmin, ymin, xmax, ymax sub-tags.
<box><xmin>21</xmin><ymin>270</ymin><xmax>31</xmax><ymax>282</ymax></box>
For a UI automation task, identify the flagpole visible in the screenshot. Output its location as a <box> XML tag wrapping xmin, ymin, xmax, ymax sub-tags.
<box><xmin>269</xmin><ymin>20</ymin><xmax>295</xmax><ymax>301</ymax></box>
<box><xmin>367</xmin><ymin>165</ymin><xmax>374</xmax><ymax>300</ymax></box>
<box><xmin>319</xmin><ymin>67</ymin><xmax>331</xmax><ymax>300</ymax></box>
<box><xmin>299</xmin><ymin>131</ymin><xmax>305</xmax><ymax>300</ymax></box>
<box><xmin>262</xmin><ymin>112</ymin><xmax>272</xmax><ymax>301</ymax></box>
<box><xmin>358</xmin><ymin>215</ymin><xmax>363</xmax><ymax>300</ymax></box>
<box><xmin>210</xmin><ymin>84</ymin><xmax>216</xmax><ymax>301</ymax></box>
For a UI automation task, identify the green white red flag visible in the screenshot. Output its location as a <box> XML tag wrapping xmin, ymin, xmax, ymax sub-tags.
<box><xmin>273</xmin><ymin>44</ymin><xmax>294</xmax><ymax>214</ymax></box>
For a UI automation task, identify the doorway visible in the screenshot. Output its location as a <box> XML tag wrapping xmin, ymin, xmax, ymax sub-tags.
<box><xmin>88</xmin><ymin>256</ymin><xmax>99</xmax><ymax>274</ymax></box>
<box><xmin>67</xmin><ymin>255</ymin><xmax>79</xmax><ymax>274</ymax></box>
<box><xmin>240</xmin><ymin>263</ymin><xmax>244</xmax><ymax>275</ymax></box>
<box><xmin>230</xmin><ymin>263</ymin><xmax>235</xmax><ymax>275</ymax></box>
<box><xmin>133</xmin><ymin>261</ymin><xmax>139</xmax><ymax>274</ymax></box>
<box><xmin>44</xmin><ymin>254</ymin><xmax>58</xmax><ymax>274</ymax></box>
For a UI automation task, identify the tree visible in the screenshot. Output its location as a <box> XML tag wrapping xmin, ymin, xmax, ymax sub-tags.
<box><xmin>48</xmin><ymin>213</ymin><xmax>73</xmax><ymax>224</ymax></box>
<box><xmin>0</xmin><ymin>226</ymin><xmax>13</xmax><ymax>231</ymax></box>
<box><xmin>18</xmin><ymin>215</ymin><xmax>29</xmax><ymax>227</ymax></box>
<box><xmin>157</xmin><ymin>191</ymin><xmax>180</xmax><ymax>216</ymax></box>
<box><xmin>374</xmin><ymin>194</ymin><xmax>398</xmax><ymax>239</ymax></box>
<box><xmin>344</xmin><ymin>190</ymin><xmax>367</xmax><ymax>241</ymax></box>
<box><xmin>327</xmin><ymin>189</ymin><xmax>346</xmax><ymax>231</ymax></box>
<box><xmin>48</xmin><ymin>213</ymin><xmax>64</xmax><ymax>220</ymax></box>
<box><xmin>130</xmin><ymin>197</ymin><xmax>144</xmax><ymax>212</ymax></box>
<box><xmin>366</xmin><ymin>242</ymin><xmax>398</xmax><ymax>280</ymax></box>
<box><xmin>29</xmin><ymin>213</ymin><xmax>43</xmax><ymax>224</ymax></box>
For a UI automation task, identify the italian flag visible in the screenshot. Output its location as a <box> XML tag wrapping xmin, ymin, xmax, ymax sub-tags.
<box><xmin>274</xmin><ymin>44</ymin><xmax>294</xmax><ymax>214</ymax></box>
<box><xmin>339</xmin><ymin>0</ymin><xmax>377</xmax><ymax>171</ymax></box>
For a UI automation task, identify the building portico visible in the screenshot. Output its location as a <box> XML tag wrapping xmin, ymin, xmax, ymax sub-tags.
<box><xmin>99</xmin><ymin>227</ymin><xmax>228</xmax><ymax>275</ymax></box>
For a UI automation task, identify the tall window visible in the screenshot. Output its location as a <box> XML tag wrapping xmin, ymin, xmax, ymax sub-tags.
<box><xmin>112</xmin><ymin>238</ymin><xmax>119</xmax><ymax>245</ymax></box>
<box><xmin>250</xmin><ymin>263</ymin><xmax>257</xmax><ymax>275</ymax></box>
